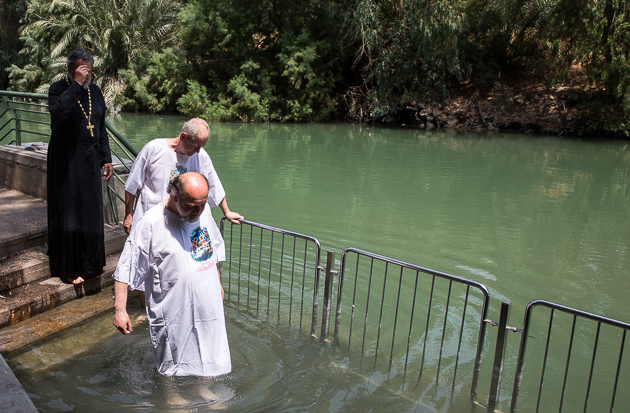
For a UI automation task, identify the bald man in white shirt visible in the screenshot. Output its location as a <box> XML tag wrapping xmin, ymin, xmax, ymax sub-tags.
<box><xmin>113</xmin><ymin>172</ymin><xmax>231</xmax><ymax>377</ymax></box>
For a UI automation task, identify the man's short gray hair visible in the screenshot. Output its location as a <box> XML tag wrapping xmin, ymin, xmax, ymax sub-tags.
<box><xmin>181</xmin><ymin>118</ymin><xmax>210</xmax><ymax>140</ymax></box>
<box><xmin>167</xmin><ymin>172</ymin><xmax>209</xmax><ymax>198</ymax></box>
<box><xmin>67</xmin><ymin>48</ymin><xmax>94</xmax><ymax>69</ymax></box>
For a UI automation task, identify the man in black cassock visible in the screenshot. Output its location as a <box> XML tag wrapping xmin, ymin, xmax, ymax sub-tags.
<box><xmin>47</xmin><ymin>48</ymin><xmax>113</xmax><ymax>285</ymax></box>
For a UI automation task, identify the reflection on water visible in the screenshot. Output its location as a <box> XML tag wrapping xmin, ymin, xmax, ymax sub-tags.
<box><xmin>108</xmin><ymin>118</ymin><xmax>630</xmax><ymax>323</ymax></box>
<box><xmin>9</xmin><ymin>300</ymin><xmax>481</xmax><ymax>412</ymax></box>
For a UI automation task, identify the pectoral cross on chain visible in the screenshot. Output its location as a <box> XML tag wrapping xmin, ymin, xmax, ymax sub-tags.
<box><xmin>86</xmin><ymin>124</ymin><xmax>95</xmax><ymax>137</ymax></box>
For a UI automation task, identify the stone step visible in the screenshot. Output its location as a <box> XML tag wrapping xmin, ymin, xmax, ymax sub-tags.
<box><xmin>0</xmin><ymin>251</ymin><xmax>121</xmax><ymax>330</ymax></box>
<box><xmin>0</xmin><ymin>187</ymin><xmax>47</xmax><ymax>261</ymax></box>
<box><xmin>0</xmin><ymin>247</ymin><xmax>49</xmax><ymax>292</ymax></box>
<box><xmin>0</xmin><ymin>223</ymin><xmax>127</xmax><ymax>293</ymax></box>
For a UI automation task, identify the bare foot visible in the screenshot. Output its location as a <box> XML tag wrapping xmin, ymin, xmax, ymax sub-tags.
<box><xmin>71</xmin><ymin>276</ymin><xmax>85</xmax><ymax>285</ymax></box>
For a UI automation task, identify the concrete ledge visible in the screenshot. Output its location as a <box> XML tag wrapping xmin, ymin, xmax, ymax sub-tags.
<box><xmin>0</xmin><ymin>145</ymin><xmax>131</xmax><ymax>226</ymax></box>
<box><xmin>0</xmin><ymin>145</ymin><xmax>47</xmax><ymax>199</ymax></box>
<box><xmin>103</xmin><ymin>222</ymin><xmax>128</xmax><ymax>256</ymax></box>
<box><xmin>0</xmin><ymin>354</ymin><xmax>37</xmax><ymax>412</ymax></box>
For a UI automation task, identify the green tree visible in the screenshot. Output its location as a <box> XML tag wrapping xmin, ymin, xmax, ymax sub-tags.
<box><xmin>177</xmin><ymin>0</ymin><xmax>344</xmax><ymax>121</ymax></box>
<box><xmin>0</xmin><ymin>0</ymin><xmax>27</xmax><ymax>89</ymax></box>
<box><xmin>547</xmin><ymin>0</ymin><xmax>630</xmax><ymax>132</ymax></box>
<box><xmin>464</xmin><ymin>0</ymin><xmax>550</xmax><ymax>70</ymax></box>
<box><xmin>9</xmin><ymin>0</ymin><xmax>180</xmax><ymax>110</ymax></box>
<box><xmin>120</xmin><ymin>48</ymin><xmax>192</xmax><ymax>112</ymax></box>
<box><xmin>345</xmin><ymin>0</ymin><xmax>467</xmax><ymax>122</ymax></box>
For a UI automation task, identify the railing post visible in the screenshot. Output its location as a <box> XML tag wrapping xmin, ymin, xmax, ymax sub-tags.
<box><xmin>489</xmin><ymin>301</ymin><xmax>512</xmax><ymax>404</ymax></box>
<box><xmin>320</xmin><ymin>250</ymin><xmax>335</xmax><ymax>340</ymax></box>
<box><xmin>14</xmin><ymin>103</ymin><xmax>21</xmax><ymax>146</ymax></box>
<box><xmin>5</xmin><ymin>99</ymin><xmax>20</xmax><ymax>145</ymax></box>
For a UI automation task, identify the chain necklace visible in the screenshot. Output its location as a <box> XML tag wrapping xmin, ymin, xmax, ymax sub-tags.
<box><xmin>66</xmin><ymin>77</ymin><xmax>95</xmax><ymax>137</ymax></box>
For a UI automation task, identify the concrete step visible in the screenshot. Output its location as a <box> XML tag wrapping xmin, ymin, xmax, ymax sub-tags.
<box><xmin>0</xmin><ymin>251</ymin><xmax>121</xmax><ymax>330</ymax></box>
<box><xmin>0</xmin><ymin>223</ymin><xmax>127</xmax><ymax>293</ymax></box>
<box><xmin>0</xmin><ymin>187</ymin><xmax>47</xmax><ymax>260</ymax></box>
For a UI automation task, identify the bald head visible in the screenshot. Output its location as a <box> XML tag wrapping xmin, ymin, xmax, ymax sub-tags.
<box><xmin>167</xmin><ymin>172</ymin><xmax>209</xmax><ymax>223</ymax></box>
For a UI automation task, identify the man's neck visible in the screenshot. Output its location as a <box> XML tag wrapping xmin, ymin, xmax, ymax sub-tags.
<box><xmin>162</xmin><ymin>198</ymin><xmax>177</xmax><ymax>215</ymax></box>
<box><xmin>167</xmin><ymin>137</ymin><xmax>179</xmax><ymax>153</ymax></box>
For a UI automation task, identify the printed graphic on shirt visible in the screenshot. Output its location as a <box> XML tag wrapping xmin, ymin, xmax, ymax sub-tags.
<box><xmin>190</xmin><ymin>226</ymin><xmax>213</xmax><ymax>262</ymax></box>
<box><xmin>169</xmin><ymin>165</ymin><xmax>187</xmax><ymax>184</ymax></box>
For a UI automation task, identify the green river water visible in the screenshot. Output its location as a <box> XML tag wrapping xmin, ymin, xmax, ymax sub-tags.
<box><xmin>7</xmin><ymin>114</ymin><xmax>630</xmax><ymax>412</ymax></box>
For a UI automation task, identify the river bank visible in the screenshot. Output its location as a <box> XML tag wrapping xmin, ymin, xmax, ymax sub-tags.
<box><xmin>390</xmin><ymin>64</ymin><xmax>624</xmax><ymax>138</ymax></box>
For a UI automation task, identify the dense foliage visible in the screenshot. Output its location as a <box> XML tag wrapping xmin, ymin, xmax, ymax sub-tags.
<box><xmin>7</xmin><ymin>0</ymin><xmax>179</xmax><ymax>109</ymax></box>
<box><xmin>2</xmin><ymin>0</ymin><xmax>630</xmax><ymax>132</ymax></box>
<box><xmin>0</xmin><ymin>0</ymin><xmax>27</xmax><ymax>89</ymax></box>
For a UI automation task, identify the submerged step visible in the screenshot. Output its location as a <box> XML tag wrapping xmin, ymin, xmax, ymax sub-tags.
<box><xmin>0</xmin><ymin>281</ymin><xmax>144</xmax><ymax>356</ymax></box>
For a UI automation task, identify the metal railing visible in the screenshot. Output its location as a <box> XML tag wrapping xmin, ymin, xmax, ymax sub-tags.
<box><xmin>0</xmin><ymin>90</ymin><xmax>138</xmax><ymax>221</ymax></box>
<box><xmin>0</xmin><ymin>91</ymin><xmax>51</xmax><ymax>144</ymax></box>
<box><xmin>220</xmin><ymin>219</ymin><xmax>323</xmax><ymax>336</ymax></box>
<box><xmin>219</xmin><ymin>219</ymin><xmax>630</xmax><ymax>412</ymax></box>
<box><xmin>332</xmin><ymin>248</ymin><xmax>490</xmax><ymax>392</ymax></box>
<box><xmin>509</xmin><ymin>300</ymin><xmax>630</xmax><ymax>413</ymax></box>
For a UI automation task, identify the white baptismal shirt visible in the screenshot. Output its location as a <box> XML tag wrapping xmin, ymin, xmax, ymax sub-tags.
<box><xmin>113</xmin><ymin>204</ymin><xmax>231</xmax><ymax>377</ymax></box>
<box><xmin>125</xmin><ymin>139</ymin><xmax>226</xmax><ymax>228</ymax></box>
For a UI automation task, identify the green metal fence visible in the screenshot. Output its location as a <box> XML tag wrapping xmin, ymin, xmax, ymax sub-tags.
<box><xmin>0</xmin><ymin>90</ymin><xmax>139</xmax><ymax>222</ymax></box>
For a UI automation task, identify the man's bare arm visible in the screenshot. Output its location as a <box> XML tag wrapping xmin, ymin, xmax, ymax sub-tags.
<box><xmin>113</xmin><ymin>280</ymin><xmax>133</xmax><ymax>334</ymax></box>
<box><xmin>219</xmin><ymin>198</ymin><xmax>243</xmax><ymax>225</ymax></box>
<box><xmin>218</xmin><ymin>268</ymin><xmax>224</xmax><ymax>301</ymax></box>
<box><xmin>123</xmin><ymin>191</ymin><xmax>136</xmax><ymax>235</ymax></box>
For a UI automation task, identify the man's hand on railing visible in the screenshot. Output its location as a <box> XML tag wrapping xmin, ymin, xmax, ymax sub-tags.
<box><xmin>225</xmin><ymin>210</ymin><xmax>244</xmax><ymax>225</ymax></box>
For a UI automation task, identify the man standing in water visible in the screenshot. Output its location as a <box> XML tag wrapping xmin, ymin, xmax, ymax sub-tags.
<box><xmin>47</xmin><ymin>48</ymin><xmax>113</xmax><ymax>284</ymax></box>
<box><xmin>113</xmin><ymin>172</ymin><xmax>231</xmax><ymax>377</ymax></box>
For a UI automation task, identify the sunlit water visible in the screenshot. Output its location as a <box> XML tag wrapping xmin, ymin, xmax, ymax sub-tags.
<box><xmin>10</xmin><ymin>300</ymin><xmax>470</xmax><ymax>412</ymax></box>
<box><xmin>7</xmin><ymin>114</ymin><xmax>630</xmax><ymax>412</ymax></box>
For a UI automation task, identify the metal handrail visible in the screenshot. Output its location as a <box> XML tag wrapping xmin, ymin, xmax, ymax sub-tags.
<box><xmin>334</xmin><ymin>247</ymin><xmax>490</xmax><ymax>394</ymax></box>
<box><xmin>0</xmin><ymin>90</ymin><xmax>48</xmax><ymax>99</ymax></box>
<box><xmin>510</xmin><ymin>300</ymin><xmax>630</xmax><ymax>413</ymax></box>
<box><xmin>220</xmin><ymin>218</ymin><xmax>323</xmax><ymax>336</ymax></box>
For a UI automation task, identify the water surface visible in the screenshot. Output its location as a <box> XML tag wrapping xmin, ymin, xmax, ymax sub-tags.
<box><xmin>9</xmin><ymin>115</ymin><xmax>630</xmax><ymax>412</ymax></box>
<box><xmin>109</xmin><ymin>116</ymin><xmax>630</xmax><ymax>322</ymax></box>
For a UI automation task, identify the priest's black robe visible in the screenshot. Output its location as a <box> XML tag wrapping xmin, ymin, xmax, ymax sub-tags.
<box><xmin>47</xmin><ymin>78</ymin><xmax>112</xmax><ymax>282</ymax></box>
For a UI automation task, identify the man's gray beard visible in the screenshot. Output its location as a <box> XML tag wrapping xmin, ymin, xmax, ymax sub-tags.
<box><xmin>68</xmin><ymin>75</ymin><xmax>91</xmax><ymax>89</ymax></box>
<box><xmin>183</xmin><ymin>214</ymin><xmax>200</xmax><ymax>224</ymax></box>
